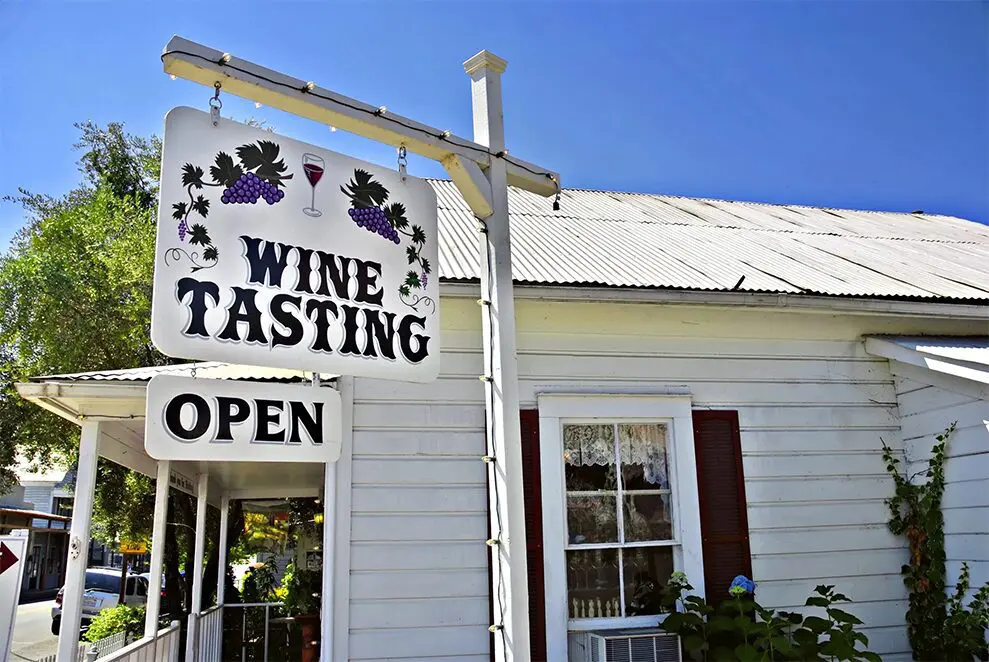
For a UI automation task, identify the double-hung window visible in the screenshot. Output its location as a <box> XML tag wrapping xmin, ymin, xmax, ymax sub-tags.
<box><xmin>564</xmin><ymin>422</ymin><xmax>675</xmax><ymax>620</ymax></box>
<box><xmin>537</xmin><ymin>395</ymin><xmax>704</xmax><ymax>658</ymax></box>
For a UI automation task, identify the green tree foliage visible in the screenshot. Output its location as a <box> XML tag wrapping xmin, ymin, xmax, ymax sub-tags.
<box><xmin>0</xmin><ymin>122</ymin><xmax>166</xmax><ymax>488</ymax></box>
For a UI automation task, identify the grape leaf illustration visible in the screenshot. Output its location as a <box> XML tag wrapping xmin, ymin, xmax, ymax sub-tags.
<box><xmin>210</xmin><ymin>152</ymin><xmax>243</xmax><ymax>187</ymax></box>
<box><xmin>421</xmin><ymin>258</ymin><xmax>431</xmax><ymax>275</ymax></box>
<box><xmin>411</xmin><ymin>225</ymin><xmax>426</xmax><ymax>245</ymax></box>
<box><xmin>191</xmin><ymin>195</ymin><xmax>210</xmax><ymax>218</ymax></box>
<box><xmin>188</xmin><ymin>224</ymin><xmax>211</xmax><ymax>247</ymax></box>
<box><xmin>172</xmin><ymin>202</ymin><xmax>187</xmax><ymax>221</ymax></box>
<box><xmin>341</xmin><ymin>169</ymin><xmax>389</xmax><ymax>207</ymax></box>
<box><xmin>236</xmin><ymin>140</ymin><xmax>294</xmax><ymax>187</ymax></box>
<box><xmin>406</xmin><ymin>245</ymin><xmax>419</xmax><ymax>265</ymax></box>
<box><xmin>399</xmin><ymin>285</ymin><xmax>410</xmax><ymax>297</ymax></box>
<box><xmin>405</xmin><ymin>271</ymin><xmax>421</xmax><ymax>289</ymax></box>
<box><xmin>385</xmin><ymin>202</ymin><xmax>409</xmax><ymax>229</ymax></box>
<box><xmin>202</xmin><ymin>246</ymin><xmax>219</xmax><ymax>262</ymax></box>
<box><xmin>182</xmin><ymin>164</ymin><xmax>205</xmax><ymax>189</ymax></box>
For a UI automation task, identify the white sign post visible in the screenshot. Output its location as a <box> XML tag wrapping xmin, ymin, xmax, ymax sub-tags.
<box><xmin>152</xmin><ymin>107</ymin><xmax>440</xmax><ymax>383</ymax></box>
<box><xmin>145</xmin><ymin>375</ymin><xmax>342</xmax><ymax>462</ymax></box>
<box><xmin>0</xmin><ymin>536</ymin><xmax>28</xmax><ymax>662</ymax></box>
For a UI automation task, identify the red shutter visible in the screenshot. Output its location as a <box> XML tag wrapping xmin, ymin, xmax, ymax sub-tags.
<box><xmin>692</xmin><ymin>410</ymin><xmax>752</xmax><ymax>607</ymax></box>
<box><xmin>520</xmin><ymin>409</ymin><xmax>547</xmax><ymax>661</ymax></box>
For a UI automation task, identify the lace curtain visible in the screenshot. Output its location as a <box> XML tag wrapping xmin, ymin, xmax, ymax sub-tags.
<box><xmin>563</xmin><ymin>423</ymin><xmax>669</xmax><ymax>488</ymax></box>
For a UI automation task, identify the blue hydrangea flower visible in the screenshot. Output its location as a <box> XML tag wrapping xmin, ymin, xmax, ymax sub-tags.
<box><xmin>728</xmin><ymin>575</ymin><xmax>756</xmax><ymax>596</ymax></box>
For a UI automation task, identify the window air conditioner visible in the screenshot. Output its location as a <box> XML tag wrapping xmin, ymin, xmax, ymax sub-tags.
<box><xmin>569</xmin><ymin>628</ymin><xmax>682</xmax><ymax>662</ymax></box>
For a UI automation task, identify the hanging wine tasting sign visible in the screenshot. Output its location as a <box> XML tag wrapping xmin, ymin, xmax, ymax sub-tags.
<box><xmin>151</xmin><ymin>107</ymin><xmax>440</xmax><ymax>382</ymax></box>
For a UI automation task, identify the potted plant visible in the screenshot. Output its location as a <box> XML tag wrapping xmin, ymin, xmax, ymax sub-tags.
<box><xmin>282</xmin><ymin>559</ymin><xmax>322</xmax><ymax>662</ymax></box>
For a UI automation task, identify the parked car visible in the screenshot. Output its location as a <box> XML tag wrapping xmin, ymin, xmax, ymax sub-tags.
<box><xmin>51</xmin><ymin>568</ymin><xmax>161</xmax><ymax>635</ymax></box>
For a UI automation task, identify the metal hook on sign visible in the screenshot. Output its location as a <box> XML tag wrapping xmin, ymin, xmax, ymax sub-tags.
<box><xmin>397</xmin><ymin>145</ymin><xmax>408</xmax><ymax>183</ymax></box>
<box><xmin>209</xmin><ymin>82</ymin><xmax>223</xmax><ymax>127</ymax></box>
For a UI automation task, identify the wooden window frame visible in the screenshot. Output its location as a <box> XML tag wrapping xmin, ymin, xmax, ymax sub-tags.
<box><xmin>536</xmin><ymin>395</ymin><xmax>705</xmax><ymax>661</ymax></box>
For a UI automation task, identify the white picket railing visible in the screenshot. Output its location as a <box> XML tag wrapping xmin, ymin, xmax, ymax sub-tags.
<box><xmin>191</xmin><ymin>605</ymin><xmax>224</xmax><ymax>662</ymax></box>
<box><xmin>86</xmin><ymin>630</ymin><xmax>129</xmax><ymax>660</ymax></box>
<box><xmin>90</xmin><ymin>620</ymin><xmax>181</xmax><ymax>662</ymax></box>
<box><xmin>35</xmin><ymin>645</ymin><xmax>87</xmax><ymax>662</ymax></box>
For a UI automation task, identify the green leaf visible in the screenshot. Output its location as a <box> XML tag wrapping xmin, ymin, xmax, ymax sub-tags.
<box><xmin>171</xmin><ymin>202</ymin><xmax>187</xmax><ymax>220</ymax></box>
<box><xmin>210</xmin><ymin>151</ymin><xmax>243</xmax><ymax>187</ymax></box>
<box><xmin>188</xmin><ymin>224</ymin><xmax>211</xmax><ymax>247</ymax></box>
<box><xmin>734</xmin><ymin>644</ymin><xmax>761</xmax><ymax>662</ymax></box>
<box><xmin>181</xmin><ymin>163</ymin><xmax>204</xmax><ymax>188</ymax></box>
<box><xmin>202</xmin><ymin>246</ymin><xmax>218</xmax><ymax>262</ymax></box>
<box><xmin>405</xmin><ymin>271</ymin><xmax>421</xmax><ymax>289</ymax></box>
<box><xmin>827</xmin><ymin>608</ymin><xmax>863</xmax><ymax>625</ymax></box>
<box><xmin>398</xmin><ymin>285</ymin><xmax>410</xmax><ymax>297</ymax></box>
<box><xmin>805</xmin><ymin>596</ymin><xmax>830</xmax><ymax>608</ymax></box>
<box><xmin>191</xmin><ymin>195</ymin><xmax>210</xmax><ymax>218</ymax></box>
<box><xmin>385</xmin><ymin>202</ymin><xmax>409</xmax><ymax>229</ymax></box>
<box><xmin>803</xmin><ymin>615</ymin><xmax>831</xmax><ymax>634</ymax></box>
<box><xmin>860</xmin><ymin>652</ymin><xmax>883</xmax><ymax>662</ymax></box>
<box><xmin>340</xmin><ymin>169</ymin><xmax>388</xmax><ymax>206</ymax></box>
<box><xmin>236</xmin><ymin>141</ymin><xmax>293</xmax><ymax>186</ymax></box>
<box><xmin>411</xmin><ymin>224</ymin><xmax>426</xmax><ymax>245</ymax></box>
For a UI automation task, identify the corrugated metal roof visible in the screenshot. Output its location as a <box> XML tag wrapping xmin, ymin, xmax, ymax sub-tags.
<box><xmin>430</xmin><ymin>181</ymin><xmax>989</xmax><ymax>301</ymax></box>
<box><xmin>31</xmin><ymin>362</ymin><xmax>336</xmax><ymax>383</ymax></box>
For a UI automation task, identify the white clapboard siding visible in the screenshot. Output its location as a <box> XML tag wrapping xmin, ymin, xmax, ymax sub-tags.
<box><xmin>349</xmin><ymin>327</ymin><xmax>490</xmax><ymax>662</ymax></box>
<box><xmin>346</xmin><ymin>299</ymin><xmax>968</xmax><ymax>660</ymax></box>
<box><xmin>893</xmin><ymin>372</ymin><xmax>989</xmax><ymax>603</ymax></box>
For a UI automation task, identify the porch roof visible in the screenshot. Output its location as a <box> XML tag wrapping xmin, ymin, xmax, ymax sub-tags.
<box><xmin>865</xmin><ymin>335</ymin><xmax>989</xmax><ymax>388</ymax></box>
<box><xmin>15</xmin><ymin>363</ymin><xmax>336</xmax><ymax>501</ymax></box>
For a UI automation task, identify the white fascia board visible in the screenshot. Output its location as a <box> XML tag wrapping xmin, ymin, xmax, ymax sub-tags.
<box><xmin>439</xmin><ymin>282</ymin><xmax>989</xmax><ymax>320</ymax></box>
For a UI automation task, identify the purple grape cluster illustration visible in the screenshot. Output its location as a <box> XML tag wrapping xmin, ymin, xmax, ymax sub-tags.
<box><xmin>341</xmin><ymin>169</ymin><xmax>432</xmax><ymax>312</ymax></box>
<box><xmin>348</xmin><ymin>206</ymin><xmax>400</xmax><ymax>243</ymax></box>
<box><xmin>221</xmin><ymin>172</ymin><xmax>286</xmax><ymax>206</ymax></box>
<box><xmin>168</xmin><ymin>140</ymin><xmax>293</xmax><ymax>272</ymax></box>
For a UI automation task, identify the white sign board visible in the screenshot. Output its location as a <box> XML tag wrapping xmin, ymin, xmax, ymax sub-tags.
<box><xmin>152</xmin><ymin>107</ymin><xmax>440</xmax><ymax>382</ymax></box>
<box><xmin>145</xmin><ymin>375</ymin><xmax>342</xmax><ymax>462</ymax></box>
<box><xmin>0</xmin><ymin>536</ymin><xmax>28</xmax><ymax>662</ymax></box>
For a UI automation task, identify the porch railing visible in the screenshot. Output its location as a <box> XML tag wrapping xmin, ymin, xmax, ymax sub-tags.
<box><xmin>86</xmin><ymin>630</ymin><xmax>128</xmax><ymax>660</ymax></box>
<box><xmin>90</xmin><ymin>620</ymin><xmax>181</xmax><ymax>662</ymax></box>
<box><xmin>191</xmin><ymin>605</ymin><xmax>224</xmax><ymax>662</ymax></box>
<box><xmin>223</xmin><ymin>602</ymin><xmax>285</xmax><ymax>662</ymax></box>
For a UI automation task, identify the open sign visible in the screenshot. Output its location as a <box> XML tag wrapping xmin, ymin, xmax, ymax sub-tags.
<box><xmin>145</xmin><ymin>375</ymin><xmax>342</xmax><ymax>462</ymax></box>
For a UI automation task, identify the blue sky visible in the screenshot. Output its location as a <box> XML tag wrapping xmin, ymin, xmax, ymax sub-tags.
<box><xmin>0</xmin><ymin>1</ymin><xmax>985</xmax><ymax>250</ymax></box>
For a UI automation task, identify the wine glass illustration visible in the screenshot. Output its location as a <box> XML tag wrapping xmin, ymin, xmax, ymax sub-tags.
<box><xmin>302</xmin><ymin>153</ymin><xmax>325</xmax><ymax>217</ymax></box>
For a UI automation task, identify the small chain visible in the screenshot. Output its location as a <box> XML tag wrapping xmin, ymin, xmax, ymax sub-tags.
<box><xmin>397</xmin><ymin>145</ymin><xmax>408</xmax><ymax>182</ymax></box>
<box><xmin>210</xmin><ymin>82</ymin><xmax>223</xmax><ymax>126</ymax></box>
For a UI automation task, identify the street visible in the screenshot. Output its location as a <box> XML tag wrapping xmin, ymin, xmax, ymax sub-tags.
<box><xmin>9</xmin><ymin>600</ymin><xmax>57</xmax><ymax>662</ymax></box>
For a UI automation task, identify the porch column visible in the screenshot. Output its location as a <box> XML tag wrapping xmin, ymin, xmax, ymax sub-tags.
<box><xmin>319</xmin><ymin>462</ymin><xmax>336</xmax><ymax>662</ymax></box>
<box><xmin>56</xmin><ymin>421</ymin><xmax>100</xmax><ymax>662</ymax></box>
<box><xmin>145</xmin><ymin>459</ymin><xmax>170</xmax><ymax>638</ymax></box>
<box><xmin>185</xmin><ymin>471</ymin><xmax>209</xmax><ymax>662</ymax></box>
<box><xmin>216</xmin><ymin>495</ymin><xmax>229</xmax><ymax>606</ymax></box>
<box><xmin>465</xmin><ymin>51</ymin><xmax>531</xmax><ymax>661</ymax></box>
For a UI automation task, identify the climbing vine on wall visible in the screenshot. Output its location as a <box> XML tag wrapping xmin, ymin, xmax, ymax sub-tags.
<box><xmin>882</xmin><ymin>423</ymin><xmax>989</xmax><ymax>661</ymax></box>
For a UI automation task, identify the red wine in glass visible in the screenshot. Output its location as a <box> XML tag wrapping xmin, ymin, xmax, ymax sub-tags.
<box><xmin>302</xmin><ymin>153</ymin><xmax>325</xmax><ymax>217</ymax></box>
